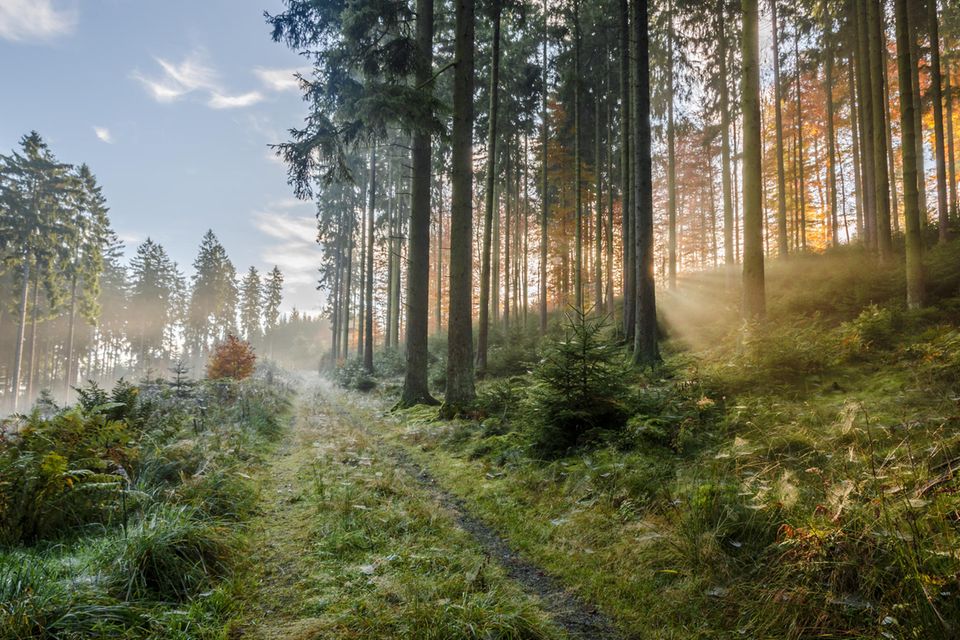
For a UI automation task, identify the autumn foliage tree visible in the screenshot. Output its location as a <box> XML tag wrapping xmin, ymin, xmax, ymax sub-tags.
<box><xmin>206</xmin><ymin>334</ymin><xmax>256</xmax><ymax>381</ymax></box>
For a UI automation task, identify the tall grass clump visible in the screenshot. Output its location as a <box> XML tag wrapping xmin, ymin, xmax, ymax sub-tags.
<box><xmin>109</xmin><ymin>504</ymin><xmax>238</xmax><ymax>601</ymax></box>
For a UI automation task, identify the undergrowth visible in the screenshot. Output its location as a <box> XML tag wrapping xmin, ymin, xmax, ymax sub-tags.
<box><xmin>382</xmin><ymin>240</ymin><xmax>960</xmax><ymax>639</ymax></box>
<box><xmin>0</xmin><ymin>367</ymin><xmax>293</xmax><ymax>639</ymax></box>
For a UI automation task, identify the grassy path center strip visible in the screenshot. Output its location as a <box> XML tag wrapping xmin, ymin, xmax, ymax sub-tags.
<box><xmin>234</xmin><ymin>376</ymin><xmax>577</xmax><ymax>640</ymax></box>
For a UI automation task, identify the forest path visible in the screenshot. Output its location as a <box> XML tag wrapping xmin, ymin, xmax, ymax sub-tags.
<box><xmin>233</xmin><ymin>374</ymin><xmax>623</xmax><ymax>640</ymax></box>
<box><xmin>322</xmin><ymin>380</ymin><xmax>624</xmax><ymax>640</ymax></box>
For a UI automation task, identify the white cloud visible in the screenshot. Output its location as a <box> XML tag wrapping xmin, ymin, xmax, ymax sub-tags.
<box><xmin>253</xmin><ymin>66</ymin><xmax>306</xmax><ymax>92</ymax></box>
<box><xmin>0</xmin><ymin>0</ymin><xmax>76</xmax><ymax>43</ymax></box>
<box><xmin>132</xmin><ymin>51</ymin><xmax>217</xmax><ymax>103</ymax></box>
<box><xmin>116</xmin><ymin>231</ymin><xmax>143</xmax><ymax>246</ymax></box>
<box><xmin>253</xmin><ymin>208</ymin><xmax>319</xmax><ymax>289</ymax></box>
<box><xmin>208</xmin><ymin>91</ymin><xmax>264</xmax><ymax>109</ymax></box>
<box><xmin>133</xmin><ymin>50</ymin><xmax>263</xmax><ymax>110</ymax></box>
<box><xmin>93</xmin><ymin>126</ymin><xmax>113</xmax><ymax>144</ymax></box>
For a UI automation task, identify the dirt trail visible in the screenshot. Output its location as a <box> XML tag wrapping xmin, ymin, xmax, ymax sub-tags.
<box><xmin>314</xmin><ymin>378</ymin><xmax>623</xmax><ymax>640</ymax></box>
<box><xmin>236</xmin><ymin>375</ymin><xmax>623</xmax><ymax>640</ymax></box>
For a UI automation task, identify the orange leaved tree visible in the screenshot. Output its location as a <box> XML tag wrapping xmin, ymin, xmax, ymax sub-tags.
<box><xmin>206</xmin><ymin>334</ymin><xmax>256</xmax><ymax>380</ymax></box>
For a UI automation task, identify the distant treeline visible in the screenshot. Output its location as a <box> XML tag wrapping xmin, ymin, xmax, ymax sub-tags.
<box><xmin>0</xmin><ymin>132</ymin><xmax>320</xmax><ymax>412</ymax></box>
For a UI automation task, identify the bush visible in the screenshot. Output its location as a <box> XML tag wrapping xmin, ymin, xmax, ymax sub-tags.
<box><xmin>840</xmin><ymin>304</ymin><xmax>903</xmax><ymax>353</ymax></box>
<box><xmin>524</xmin><ymin>309</ymin><xmax>631</xmax><ymax>456</ymax></box>
<box><xmin>206</xmin><ymin>335</ymin><xmax>256</xmax><ymax>381</ymax></box>
<box><xmin>333</xmin><ymin>358</ymin><xmax>377</xmax><ymax>392</ymax></box>
<box><xmin>0</xmin><ymin>407</ymin><xmax>135</xmax><ymax>544</ymax></box>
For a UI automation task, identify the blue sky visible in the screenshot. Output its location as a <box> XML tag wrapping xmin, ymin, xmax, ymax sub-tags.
<box><xmin>0</xmin><ymin>0</ymin><xmax>321</xmax><ymax>313</ymax></box>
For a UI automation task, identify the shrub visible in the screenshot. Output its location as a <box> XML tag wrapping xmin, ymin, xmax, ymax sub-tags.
<box><xmin>333</xmin><ymin>358</ymin><xmax>377</xmax><ymax>392</ymax></box>
<box><xmin>206</xmin><ymin>335</ymin><xmax>256</xmax><ymax>381</ymax></box>
<box><xmin>524</xmin><ymin>309</ymin><xmax>631</xmax><ymax>456</ymax></box>
<box><xmin>0</xmin><ymin>407</ymin><xmax>135</xmax><ymax>544</ymax></box>
<box><xmin>840</xmin><ymin>304</ymin><xmax>903</xmax><ymax>353</ymax></box>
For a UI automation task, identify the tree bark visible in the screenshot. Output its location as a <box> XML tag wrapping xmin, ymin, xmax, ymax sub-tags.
<box><xmin>631</xmin><ymin>0</ymin><xmax>659</xmax><ymax>366</ymax></box>
<box><xmin>540</xmin><ymin>0</ymin><xmax>550</xmax><ymax>336</ymax></box>
<box><xmin>11</xmin><ymin>258</ymin><xmax>29</xmax><ymax>412</ymax></box>
<box><xmin>867</xmin><ymin>0</ymin><xmax>892</xmax><ymax>259</ymax></box>
<box><xmin>770</xmin><ymin>0</ymin><xmax>789</xmax><ymax>257</ymax></box>
<box><xmin>64</xmin><ymin>274</ymin><xmax>78</xmax><ymax>399</ymax></box>
<box><xmin>476</xmin><ymin>3</ymin><xmax>501</xmax><ymax>375</ymax></box>
<box><xmin>824</xmin><ymin>9</ymin><xmax>839</xmax><ymax>248</ymax></box>
<box><xmin>400</xmin><ymin>0</ymin><xmax>438</xmax><ymax>406</ymax></box>
<box><xmin>595</xmin><ymin>90</ymin><xmax>604</xmax><ymax>310</ymax></box>
<box><xmin>794</xmin><ymin>28</ymin><xmax>807</xmax><ymax>251</ymax></box>
<box><xmin>927</xmin><ymin>0</ymin><xmax>949</xmax><ymax>242</ymax></box>
<box><xmin>895</xmin><ymin>0</ymin><xmax>925</xmax><ymax>309</ymax></box>
<box><xmin>909</xmin><ymin>0</ymin><xmax>928</xmax><ymax>225</ymax></box>
<box><xmin>854</xmin><ymin>0</ymin><xmax>877</xmax><ymax>249</ymax></box>
<box><xmin>363</xmin><ymin>144</ymin><xmax>377</xmax><ymax>374</ymax></box>
<box><xmin>665</xmin><ymin>1</ymin><xmax>678</xmax><ymax>288</ymax></box>
<box><xmin>444</xmin><ymin>0</ymin><xmax>477</xmax><ymax>411</ymax></box>
<box><xmin>848</xmin><ymin>51</ymin><xmax>866</xmax><ymax>239</ymax></box>
<box><xmin>741</xmin><ymin>0</ymin><xmax>766</xmax><ymax>319</ymax></box>
<box><xmin>26</xmin><ymin>266</ymin><xmax>41</xmax><ymax>404</ymax></box>
<box><xmin>719</xmin><ymin>5</ymin><xmax>735</xmax><ymax>267</ymax></box>
<box><xmin>621</xmin><ymin>0</ymin><xmax>635</xmax><ymax>341</ymax></box>
<box><xmin>573</xmin><ymin>0</ymin><xmax>583</xmax><ymax>310</ymax></box>
<box><xmin>946</xmin><ymin>57</ymin><xmax>958</xmax><ymax>220</ymax></box>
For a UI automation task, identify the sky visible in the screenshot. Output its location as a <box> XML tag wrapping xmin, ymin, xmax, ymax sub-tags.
<box><xmin>0</xmin><ymin>0</ymin><xmax>322</xmax><ymax>314</ymax></box>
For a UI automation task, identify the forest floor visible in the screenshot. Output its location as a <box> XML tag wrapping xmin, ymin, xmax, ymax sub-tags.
<box><xmin>232</xmin><ymin>375</ymin><xmax>620</xmax><ymax>640</ymax></box>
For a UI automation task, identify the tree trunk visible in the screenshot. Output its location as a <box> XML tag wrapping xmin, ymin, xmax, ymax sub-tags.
<box><xmin>947</xmin><ymin>57</ymin><xmax>958</xmax><ymax>220</ymax></box>
<box><xmin>620</xmin><ymin>0</ymin><xmax>634</xmax><ymax>341</ymax></box>
<box><xmin>883</xmin><ymin>40</ymin><xmax>901</xmax><ymax>233</ymax></box>
<box><xmin>666</xmin><ymin>1</ymin><xmax>677</xmax><ymax>288</ymax></box>
<box><xmin>848</xmin><ymin>51</ymin><xmax>866</xmax><ymax>239</ymax></box>
<box><xmin>927</xmin><ymin>0</ymin><xmax>949</xmax><ymax>242</ymax></box>
<box><xmin>356</xmin><ymin>183</ymin><xmax>366</xmax><ymax>358</ymax></box>
<box><xmin>342</xmin><ymin>211</ymin><xmax>354</xmax><ymax>359</ymax></box>
<box><xmin>895</xmin><ymin>0</ymin><xmax>925</xmax><ymax>309</ymax></box>
<box><xmin>364</xmin><ymin>144</ymin><xmax>377</xmax><ymax>374</ymax></box>
<box><xmin>824</xmin><ymin>12</ymin><xmax>839</xmax><ymax>248</ymax></box>
<box><xmin>64</xmin><ymin>274</ymin><xmax>78</xmax><ymax>399</ymax></box>
<box><xmin>435</xmin><ymin>171</ymin><xmax>444</xmax><ymax>334</ymax></box>
<box><xmin>503</xmin><ymin>140</ymin><xmax>512</xmax><ymax>327</ymax></box>
<box><xmin>605</xmin><ymin>73</ymin><xmax>615</xmax><ymax>315</ymax></box>
<box><xmin>770</xmin><ymin>0</ymin><xmax>789</xmax><ymax>257</ymax></box>
<box><xmin>719</xmin><ymin>5</ymin><xmax>735</xmax><ymax>267</ymax></box>
<box><xmin>574</xmin><ymin>0</ymin><xmax>583</xmax><ymax>310</ymax></box>
<box><xmin>523</xmin><ymin>135</ymin><xmax>530</xmax><ymax>324</ymax></box>
<box><xmin>595</xmin><ymin>90</ymin><xmax>604</xmax><ymax>310</ymax></box>
<box><xmin>867</xmin><ymin>0</ymin><xmax>892</xmax><ymax>259</ymax></box>
<box><xmin>400</xmin><ymin>0</ymin><xmax>438</xmax><ymax>406</ymax></box>
<box><xmin>855</xmin><ymin>0</ymin><xmax>877</xmax><ymax>249</ymax></box>
<box><xmin>444</xmin><ymin>0</ymin><xmax>476</xmax><ymax>411</ymax></box>
<box><xmin>26</xmin><ymin>266</ymin><xmax>41</xmax><ymax>404</ymax></box>
<box><xmin>11</xmin><ymin>258</ymin><xmax>30</xmax><ymax>412</ymax></box>
<box><xmin>477</xmin><ymin>4</ymin><xmax>501</xmax><ymax>375</ymax></box>
<box><xmin>741</xmin><ymin>0</ymin><xmax>766</xmax><ymax>318</ymax></box>
<box><xmin>909</xmin><ymin>0</ymin><xmax>928</xmax><ymax>225</ymax></box>
<box><xmin>540</xmin><ymin>0</ymin><xmax>550</xmax><ymax>336</ymax></box>
<box><xmin>794</xmin><ymin>28</ymin><xmax>807</xmax><ymax>251</ymax></box>
<box><xmin>631</xmin><ymin>0</ymin><xmax>659</xmax><ymax>366</ymax></box>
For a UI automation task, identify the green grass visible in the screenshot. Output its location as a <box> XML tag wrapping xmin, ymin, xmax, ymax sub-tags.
<box><xmin>0</xmin><ymin>371</ymin><xmax>294</xmax><ymax>640</ymax></box>
<box><xmin>372</xmin><ymin>242</ymin><xmax>960</xmax><ymax>639</ymax></box>
<box><xmin>234</xmin><ymin>384</ymin><xmax>565</xmax><ymax>640</ymax></box>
